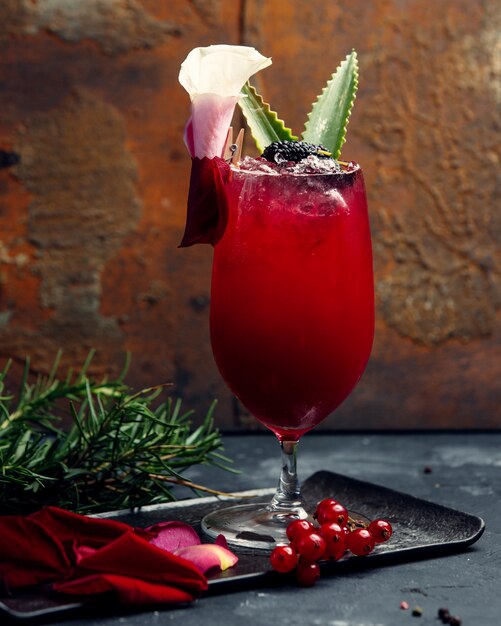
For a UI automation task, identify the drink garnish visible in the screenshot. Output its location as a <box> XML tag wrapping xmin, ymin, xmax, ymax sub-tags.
<box><xmin>240</xmin><ymin>50</ymin><xmax>358</xmax><ymax>159</ymax></box>
<box><xmin>223</xmin><ymin>127</ymin><xmax>245</xmax><ymax>164</ymax></box>
<box><xmin>181</xmin><ymin>156</ymin><xmax>232</xmax><ymax>247</ymax></box>
<box><xmin>261</xmin><ymin>140</ymin><xmax>332</xmax><ymax>164</ymax></box>
<box><xmin>178</xmin><ymin>45</ymin><xmax>271</xmax><ymax>247</ymax></box>
<box><xmin>238</xmin><ymin>82</ymin><xmax>297</xmax><ymax>152</ymax></box>
<box><xmin>179</xmin><ymin>45</ymin><xmax>272</xmax><ymax>160</ymax></box>
<box><xmin>178</xmin><ymin>46</ymin><xmax>359</xmax><ymax>246</ymax></box>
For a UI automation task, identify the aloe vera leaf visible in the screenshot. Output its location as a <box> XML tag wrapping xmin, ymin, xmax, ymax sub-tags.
<box><xmin>239</xmin><ymin>82</ymin><xmax>297</xmax><ymax>153</ymax></box>
<box><xmin>302</xmin><ymin>50</ymin><xmax>359</xmax><ymax>159</ymax></box>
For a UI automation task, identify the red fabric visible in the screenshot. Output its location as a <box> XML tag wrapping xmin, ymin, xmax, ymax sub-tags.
<box><xmin>31</xmin><ymin>506</ymin><xmax>153</xmax><ymax>548</ymax></box>
<box><xmin>0</xmin><ymin>515</ymin><xmax>71</xmax><ymax>589</ymax></box>
<box><xmin>65</xmin><ymin>532</ymin><xmax>207</xmax><ymax>592</ymax></box>
<box><xmin>179</xmin><ymin>156</ymin><xmax>231</xmax><ymax>247</ymax></box>
<box><xmin>54</xmin><ymin>574</ymin><xmax>195</xmax><ymax>605</ymax></box>
<box><xmin>0</xmin><ymin>507</ymin><xmax>207</xmax><ymax>606</ymax></box>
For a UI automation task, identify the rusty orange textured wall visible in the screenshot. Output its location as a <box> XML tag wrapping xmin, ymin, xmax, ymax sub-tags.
<box><xmin>0</xmin><ymin>0</ymin><xmax>499</xmax><ymax>430</ymax></box>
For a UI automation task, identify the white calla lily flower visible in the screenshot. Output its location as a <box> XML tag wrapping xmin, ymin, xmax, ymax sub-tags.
<box><xmin>179</xmin><ymin>45</ymin><xmax>272</xmax><ymax>159</ymax></box>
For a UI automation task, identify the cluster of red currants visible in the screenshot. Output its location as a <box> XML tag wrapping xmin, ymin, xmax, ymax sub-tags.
<box><xmin>270</xmin><ymin>498</ymin><xmax>393</xmax><ymax>586</ymax></box>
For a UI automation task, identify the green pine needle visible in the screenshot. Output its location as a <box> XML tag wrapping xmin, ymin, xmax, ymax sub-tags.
<box><xmin>0</xmin><ymin>354</ymin><xmax>234</xmax><ymax>515</ymax></box>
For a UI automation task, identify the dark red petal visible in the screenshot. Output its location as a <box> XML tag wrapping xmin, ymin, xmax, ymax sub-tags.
<box><xmin>214</xmin><ymin>534</ymin><xmax>229</xmax><ymax>549</ymax></box>
<box><xmin>179</xmin><ymin>156</ymin><xmax>231</xmax><ymax>247</ymax></box>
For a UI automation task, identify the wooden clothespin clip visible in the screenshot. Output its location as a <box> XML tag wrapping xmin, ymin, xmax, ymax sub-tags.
<box><xmin>223</xmin><ymin>127</ymin><xmax>234</xmax><ymax>161</ymax></box>
<box><xmin>223</xmin><ymin>127</ymin><xmax>245</xmax><ymax>164</ymax></box>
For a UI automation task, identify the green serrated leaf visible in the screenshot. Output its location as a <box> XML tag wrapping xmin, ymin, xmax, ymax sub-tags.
<box><xmin>239</xmin><ymin>83</ymin><xmax>297</xmax><ymax>153</ymax></box>
<box><xmin>303</xmin><ymin>50</ymin><xmax>359</xmax><ymax>159</ymax></box>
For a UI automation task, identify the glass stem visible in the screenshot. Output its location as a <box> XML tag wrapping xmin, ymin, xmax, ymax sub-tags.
<box><xmin>268</xmin><ymin>440</ymin><xmax>305</xmax><ymax>514</ymax></box>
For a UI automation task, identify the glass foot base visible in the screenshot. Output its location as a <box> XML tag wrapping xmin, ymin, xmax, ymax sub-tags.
<box><xmin>201</xmin><ymin>500</ymin><xmax>310</xmax><ymax>549</ymax></box>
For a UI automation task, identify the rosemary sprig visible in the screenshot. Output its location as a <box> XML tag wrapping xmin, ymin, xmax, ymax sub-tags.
<box><xmin>0</xmin><ymin>353</ymin><xmax>234</xmax><ymax>515</ymax></box>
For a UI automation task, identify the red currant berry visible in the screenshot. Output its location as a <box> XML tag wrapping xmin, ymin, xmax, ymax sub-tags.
<box><xmin>295</xmin><ymin>531</ymin><xmax>326</xmax><ymax>561</ymax></box>
<box><xmin>314</xmin><ymin>498</ymin><xmax>338</xmax><ymax>520</ymax></box>
<box><xmin>346</xmin><ymin>528</ymin><xmax>376</xmax><ymax>556</ymax></box>
<box><xmin>270</xmin><ymin>545</ymin><xmax>297</xmax><ymax>573</ymax></box>
<box><xmin>295</xmin><ymin>558</ymin><xmax>320</xmax><ymax>587</ymax></box>
<box><xmin>286</xmin><ymin>519</ymin><xmax>314</xmax><ymax>544</ymax></box>
<box><xmin>316</xmin><ymin>502</ymin><xmax>348</xmax><ymax>526</ymax></box>
<box><xmin>368</xmin><ymin>519</ymin><xmax>393</xmax><ymax>544</ymax></box>
<box><xmin>319</xmin><ymin>522</ymin><xmax>346</xmax><ymax>561</ymax></box>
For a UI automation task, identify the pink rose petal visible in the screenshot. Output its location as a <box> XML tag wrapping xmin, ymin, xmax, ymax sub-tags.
<box><xmin>145</xmin><ymin>521</ymin><xmax>201</xmax><ymax>552</ymax></box>
<box><xmin>174</xmin><ymin>544</ymin><xmax>238</xmax><ymax>575</ymax></box>
<box><xmin>143</xmin><ymin>520</ymin><xmax>238</xmax><ymax>576</ymax></box>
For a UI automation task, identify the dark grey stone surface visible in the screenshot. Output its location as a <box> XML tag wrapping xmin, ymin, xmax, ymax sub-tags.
<box><xmin>7</xmin><ymin>433</ymin><xmax>501</xmax><ymax>625</ymax></box>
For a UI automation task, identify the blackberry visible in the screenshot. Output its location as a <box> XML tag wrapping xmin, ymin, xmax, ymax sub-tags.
<box><xmin>262</xmin><ymin>140</ymin><xmax>331</xmax><ymax>164</ymax></box>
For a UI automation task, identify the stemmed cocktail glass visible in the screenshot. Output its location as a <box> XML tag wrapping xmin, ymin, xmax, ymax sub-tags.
<box><xmin>201</xmin><ymin>161</ymin><xmax>374</xmax><ymax>548</ymax></box>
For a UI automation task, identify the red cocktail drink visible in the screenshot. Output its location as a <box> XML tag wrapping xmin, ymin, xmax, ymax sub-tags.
<box><xmin>180</xmin><ymin>44</ymin><xmax>371</xmax><ymax>548</ymax></box>
<box><xmin>210</xmin><ymin>160</ymin><xmax>374</xmax><ymax>441</ymax></box>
